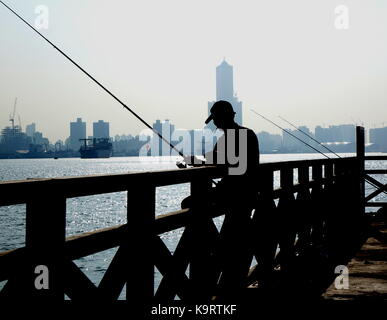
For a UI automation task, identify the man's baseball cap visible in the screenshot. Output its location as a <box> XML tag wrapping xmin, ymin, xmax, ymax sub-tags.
<box><xmin>205</xmin><ymin>100</ymin><xmax>236</xmax><ymax>124</ymax></box>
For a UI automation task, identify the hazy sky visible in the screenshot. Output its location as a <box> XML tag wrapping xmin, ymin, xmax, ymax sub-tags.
<box><xmin>1</xmin><ymin>0</ymin><xmax>386</xmax><ymax>142</ymax></box>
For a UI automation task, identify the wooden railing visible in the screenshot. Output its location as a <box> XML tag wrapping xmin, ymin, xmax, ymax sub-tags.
<box><xmin>364</xmin><ymin>155</ymin><xmax>387</xmax><ymax>208</ymax></box>
<box><xmin>0</xmin><ymin>155</ymin><xmax>365</xmax><ymax>305</ymax></box>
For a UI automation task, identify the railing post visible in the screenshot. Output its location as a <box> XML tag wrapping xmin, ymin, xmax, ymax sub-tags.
<box><xmin>189</xmin><ymin>177</ymin><xmax>214</xmax><ymax>300</ymax></box>
<box><xmin>311</xmin><ymin>164</ymin><xmax>324</xmax><ymax>246</ymax></box>
<box><xmin>277</xmin><ymin>166</ymin><xmax>296</xmax><ymax>275</ymax></box>
<box><xmin>296</xmin><ymin>165</ymin><xmax>312</xmax><ymax>252</ymax></box>
<box><xmin>356</xmin><ymin>126</ymin><xmax>365</xmax><ymax>215</ymax></box>
<box><xmin>251</xmin><ymin>168</ymin><xmax>277</xmax><ymax>288</ymax></box>
<box><xmin>22</xmin><ymin>183</ymin><xmax>66</xmax><ymax>301</ymax></box>
<box><xmin>126</xmin><ymin>184</ymin><xmax>155</xmax><ymax>311</ymax></box>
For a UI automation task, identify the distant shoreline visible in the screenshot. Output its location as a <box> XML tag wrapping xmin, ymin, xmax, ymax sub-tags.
<box><xmin>1</xmin><ymin>151</ymin><xmax>386</xmax><ymax>160</ymax></box>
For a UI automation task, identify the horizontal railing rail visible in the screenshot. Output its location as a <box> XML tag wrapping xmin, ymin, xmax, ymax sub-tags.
<box><xmin>0</xmin><ymin>157</ymin><xmax>356</xmax><ymax>206</ymax></box>
<box><xmin>365</xmin><ymin>155</ymin><xmax>387</xmax><ymax>160</ymax></box>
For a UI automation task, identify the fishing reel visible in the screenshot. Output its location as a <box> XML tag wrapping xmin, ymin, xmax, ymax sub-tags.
<box><xmin>176</xmin><ymin>155</ymin><xmax>204</xmax><ymax>169</ymax></box>
<box><xmin>176</xmin><ymin>160</ymin><xmax>187</xmax><ymax>169</ymax></box>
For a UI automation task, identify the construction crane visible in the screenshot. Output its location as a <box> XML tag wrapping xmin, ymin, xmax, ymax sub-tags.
<box><xmin>18</xmin><ymin>114</ymin><xmax>22</xmax><ymax>131</ymax></box>
<box><xmin>9</xmin><ymin>97</ymin><xmax>17</xmax><ymax>131</ymax></box>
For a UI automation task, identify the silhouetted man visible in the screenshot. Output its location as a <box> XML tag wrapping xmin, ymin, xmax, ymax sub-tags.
<box><xmin>179</xmin><ymin>100</ymin><xmax>260</xmax><ymax>300</ymax></box>
<box><xmin>180</xmin><ymin>100</ymin><xmax>260</xmax><ymax>210</ymax></box>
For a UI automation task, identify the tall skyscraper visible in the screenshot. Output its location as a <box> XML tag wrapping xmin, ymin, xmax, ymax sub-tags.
<box><xmin>216</xmin><ymin>60</ymin><xmax>234</xmax><ymax>102</ymax></box>
<box><xmin>70</xmin><ymin>118</ymin><xmax>86</xmax><ymax>151</ymax></box>
<box><xmin>152</xmin><ymin>119</ymin><xmax>162</xmax><ymax>156</ymax></box>
<box><xmin>93</xmin><ymin>120</ymin><xmax>110</xmax><ymax>139</ymax></box>
<box><xmin>207</xmin><ymin>59</ymin><xmax>243</xmax><ymax>130</ymax></box>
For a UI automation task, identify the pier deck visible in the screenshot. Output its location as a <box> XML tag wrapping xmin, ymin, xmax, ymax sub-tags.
<box><xmin>323</xmin><ymin>218</ymin><xmax>387</xmax><ymax>301</ymax></box>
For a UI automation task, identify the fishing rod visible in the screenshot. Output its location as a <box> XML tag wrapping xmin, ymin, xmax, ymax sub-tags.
<box><xmin>278</xmin><ymin>116</ymin><xmax>342</xmax><ymax>158</ymax></box>
<box><xmin>252</xmin><ymin>110</ymin><xmax>387</xmax><ymax>195</ymax></box>
<box><xmin>250</xmin><ymin>109</ymin><xmax>330</xmax><ymax>159</ymax></box>
<box><xmin>276</xmin><ymin>115</ymin><xmax>387</xmax><ymax>194</ymax></box>
<box><xmin>0</xmin><ymin>0</ymin><xmax>185</xmax><ymax>160</ymax></box>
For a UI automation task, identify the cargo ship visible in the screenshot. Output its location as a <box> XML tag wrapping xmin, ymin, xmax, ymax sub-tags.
<box><xmin>79</xmin><ymin>138</ymin><xmax>113</xmax><ymax>158</ymax></box>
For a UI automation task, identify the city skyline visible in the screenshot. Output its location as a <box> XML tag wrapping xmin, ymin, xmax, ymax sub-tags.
<box><xmin>4</xmin><ymin>115</ymin><xmax>386</xmax><ymax>145</ymax></box>
<box><xmin>1</xmin><ymin>1</ymin><xmax>387</xmax><ymax>143</ymax></box>
<box><xmin>24</xmin><ymin>117</ymin><xmax>387</xmax><ymax>148</ymax></box>
<box><xmin>2</xmin><ymin>112</ymin><xmax>387</xmax><ymax>156</ymax></box>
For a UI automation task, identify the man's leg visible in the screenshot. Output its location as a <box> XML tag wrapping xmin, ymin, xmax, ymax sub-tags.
<box><xmin>216</xmin><ymin>206</ymin><xmax>253</xmax><ymax>301</ymax></box>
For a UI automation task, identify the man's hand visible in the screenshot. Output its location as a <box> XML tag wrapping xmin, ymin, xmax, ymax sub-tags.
<box><xmin>176</xmin><ymin>161</ymin><xmax>187</xmax><ymax>169</ymax></box>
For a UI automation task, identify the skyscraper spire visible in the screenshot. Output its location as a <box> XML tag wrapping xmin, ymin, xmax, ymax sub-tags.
<box><xmin>207</xmin><ymin>60</ymin><xmax>243</xmax><ymax>129</ymax></box>
<box><xmin>216</xmin><ymin>59</ymin><xmax>233</xmax><ymax>102</ymax></box>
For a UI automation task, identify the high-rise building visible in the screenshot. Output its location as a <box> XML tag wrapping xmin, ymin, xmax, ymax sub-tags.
<box><xmin>26</xmin><ymin>123</ymin><xmax>36</xmax><ymax>138</ymax></box>
<box><xmin>93</xmin><ymin>120</ymin><xmax>110</xmax><ymax>139</ymax></box>
<box><xmin>257</xmin><ymin>131</ymin><xmax>282</xmax><ymax>152</ymax></box>
<box><xmin>369</xmin><ymin>126</ymin><xmax>387</xmax><ymax>151</ymax></box>
<box><xmin>152</xmin><ymin>119</ymin><xmax>175</xmax><ymax>156</ymax></box>
<box><xmin>216</xmin><ymin>60</ymin><xmax>234</xmax><ymax>102</ymax></box>
<box><xmin>315</xmin><ymin>124</ymin><xmax>355</xmax><ymax>143</ymax></box>
<box><xmin>207</xmin><ymin>59</ymin><xmax>243</xmax><ymax>130</ymax></box>
<box><xmin>0</xmin><ymin>126</ymin><xmax>30</xmax><ymax>153</ymax></box>
<box><xmin>152</xmin><ymin>119</ymin><xmax>162</xmax><ymax>156</ymax></box>
<box><xmin>69</xmin><ymin>118</ymin><xmax>86</xmax><ymax>151</ymax></box>
<box><xmin>282</xmin><ymin>126</ymin><xmax>315</xmax><ymax>152</ymax></box>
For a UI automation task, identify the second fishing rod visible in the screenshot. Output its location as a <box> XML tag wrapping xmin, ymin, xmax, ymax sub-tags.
<box><xmin>252</xmin><ymin>109</ymin><xmax>387</xmax><ymax>195</ymax></box>
<box><xmin>276</xmin><ymin>114</ymin><xmax>387</xmax><ymax>195</ymax></box>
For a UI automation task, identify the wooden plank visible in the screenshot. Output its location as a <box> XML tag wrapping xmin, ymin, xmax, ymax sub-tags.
<box><xmin>277</xmin><ymin>167</ymin><xmax>296</xmax><ymax>274</ymax></box>
<box><xmin>65</xmin><ymin>225</ymin><xmax>125</xmax><ymax>261</ymax></box>
<box><xmin>126</xmin><ymin>184</ymin><xmax>155</xmax><ymax>306</ymax></box>
<box><xmin>251</xmin><ymin>168</ymin><xmax>278</xmax><ymax>288</ymax></box>
<box><xmin>310</xmin><ymin>164</ymin><xmax>325</xmax><ymax>246</ymax></box>
<box><xmin>154</xmin><ymin>234</ymin><xmax>192</xmax><ymax>301</ymax></box>
<box><xmin>365</xmin><ymin>155</ymin><xmax>387</xmax><ymax>160</ymax></box>
<box><xmin>63</xmin><ymin>260</ymin><xmax>100</xmax><ymax>301</ymax></box>
<box><xmin>295</xmin><ymin>165</ymin><xmax>313</xmax><ymax>253</ymax></box>
<box><xmin>0</xmin><ymin>209</ymin><xmax>219</xmax><ymax>282</ymax></box>
<box><xmin>189</xmin><ymin>177</ymin><xmax>216</xmax><ymax>300</ymax></box>
<box><xmin>365</xmin><ymin>183</ymin><xmax>387</xmax><ymax>202</ymax></box>
<box><xmin>0</xmin><ymin>158</ymin><xmax>357</xmax><ymax>207</ymax></box>
<box><xmin>365</xmin><ymin>170</ymin><xmax>387</xmax><ymax>174</ymax></box>
<box><xmin>155</xmin><ymin>209</ymin><xmax>192</xmax><ymax>234</ymax></box>
<box><xmin>24</xmin><ymin>188</ymin><xmax>66</xmax><ymax>301</ymax></box>
<box><xmin>356</xmin><ymin>126</ymin><xmax>365</xmax><ymax>215</ymax></box>
<box><xmin>98</xmin><ymin>246</ymin><xmax>128</xmax><ymax>300</ymax></box>
<box><xmin>366</xmin><ymin>202</ymin><xmax>387</xmax><ymax>207</ymax></box>
<box><xmin>0</xmin><ymin>166</ymin><xmax>224</xmax><ymax>206</ymax></box>
<box><xmin>322</xmin><ymin>221</ymin><xmax>387</xmax><ymax>300</ymax></box>
<box><xmin>365</xmin><ymin>174</ymin><xmax>385</xmax><ymax>188</ymax></box>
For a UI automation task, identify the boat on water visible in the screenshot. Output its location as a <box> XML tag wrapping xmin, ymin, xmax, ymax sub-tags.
<box><xmin>79</xmin><ymin>138</ymin><xmax>113</xmax><ymax>158</ymax></box>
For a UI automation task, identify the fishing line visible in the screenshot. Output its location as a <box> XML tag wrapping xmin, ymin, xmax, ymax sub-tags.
<box><xmin>278</xmin><ymin>115</ymin><xmax>342</xmax><ymax>158</ymax></box>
